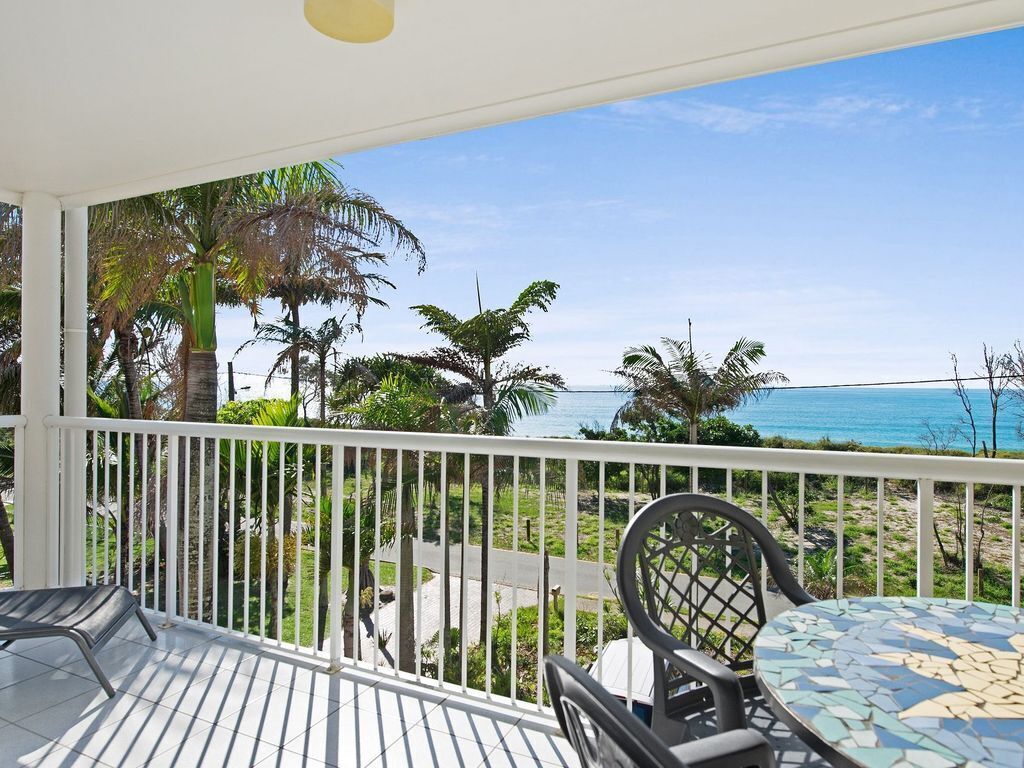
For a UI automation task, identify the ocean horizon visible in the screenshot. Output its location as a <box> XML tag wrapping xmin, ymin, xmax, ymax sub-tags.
<box><xmin>513</xmin><ymin>386</ymin><xmax>1024</xmax><ymax>451</ymax></box>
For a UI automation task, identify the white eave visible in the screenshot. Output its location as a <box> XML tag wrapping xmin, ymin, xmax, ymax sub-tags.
<box><xmin>1</xmin><ymin>0</ymin><xmax>1022</xmax><ymax>208</ymax></box>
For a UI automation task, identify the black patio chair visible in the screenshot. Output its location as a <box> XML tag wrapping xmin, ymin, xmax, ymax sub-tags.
<box><xmin>616</xmin><ymin>493</ymin><xmax>824</xmax><ymax>766</ymax></box>
<box><xmin>0</xmin><ymin>584</ymin><xmax>156</xmax><ymax>697</ymax></box>
<box><xmin>544</xmin><ymin>654</ymin><xmax>774</xmax><ymax>768</ymax></box>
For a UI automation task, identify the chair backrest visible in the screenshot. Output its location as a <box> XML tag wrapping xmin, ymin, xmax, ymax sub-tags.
<box><xmin>617</xmin><ymin>494</ymin><xmax>812</xmax><ymax>679</ymax></box>
<box><xmin>544</xmin><ymin>654</ymin><xmax>686</xmax><ymax>768</ymax></box>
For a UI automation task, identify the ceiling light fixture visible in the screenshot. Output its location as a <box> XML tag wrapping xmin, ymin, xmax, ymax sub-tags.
<box><xmin>304</xmin><ymin>0</ymin><xmax>395</xmax><ymax>43</ymax></box>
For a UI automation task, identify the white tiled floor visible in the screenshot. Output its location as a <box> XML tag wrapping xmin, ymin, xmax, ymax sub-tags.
<box><xmin>0</xmin><ymin>617</ymin><xmax>579</xmax><ymax>768</ymax></box>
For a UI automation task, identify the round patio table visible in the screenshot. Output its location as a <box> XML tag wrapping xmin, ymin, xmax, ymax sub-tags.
<box><xmin>753</xmin><ymin>596</ymin><xmax>1024</xmax><ymax>768</ymax></box>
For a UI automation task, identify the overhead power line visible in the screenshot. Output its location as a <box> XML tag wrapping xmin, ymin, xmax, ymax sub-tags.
<box><xmin>226</xmin><ymin>369</ymin><xmax>1018</xmax><ymax>392</ymax></box>
<box><xmin>563</xmin><ymin>375</ymin><xmax>1020</xmax><ymax>393</ymax></box>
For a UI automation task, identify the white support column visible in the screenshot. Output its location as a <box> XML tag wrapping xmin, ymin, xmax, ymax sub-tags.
<box><xmin>61</xmin><ymin>207</ymin><xmax>88</xmax><ymax>585</ymax></box>
<box><xmin>20</xmin><ymin>192</ymin><xmax>62</xmax><ymax>588</ymax></box>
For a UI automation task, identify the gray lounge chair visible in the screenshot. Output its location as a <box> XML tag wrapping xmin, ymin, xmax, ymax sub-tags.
<box><xmin>0</xmin><ymin>584</ymin><xmax>156</xmax><ymax>697</ymax></box>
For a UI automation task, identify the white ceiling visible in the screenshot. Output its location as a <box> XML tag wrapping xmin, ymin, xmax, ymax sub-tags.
<box><xmin>1</xmin><ymin>0</ymin><xmax>1022</xmax><ymax>207</ymax></box>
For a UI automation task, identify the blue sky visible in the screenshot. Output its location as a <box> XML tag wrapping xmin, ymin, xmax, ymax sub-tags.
<box><xmin>223</xmin><ymin>28</ymin><xmax>1023</xmax><ymax>396</ymax></box>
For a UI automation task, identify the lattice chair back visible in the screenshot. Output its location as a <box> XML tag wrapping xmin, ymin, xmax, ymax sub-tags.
<box><xmin>616</xmin><ymin>494</ymin><xmax>812</xmax><ymax>720</ymax></box>
<box><xmin>545</xmin><ymin>654</ymin><xmax>687</xmax><ymax>768</ymax></box>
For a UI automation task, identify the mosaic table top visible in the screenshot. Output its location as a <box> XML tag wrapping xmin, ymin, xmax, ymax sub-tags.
<box><xmin>753</xmin><ymin>597</ymin><xmax>1024</xmax><ymax>768</ymax></box>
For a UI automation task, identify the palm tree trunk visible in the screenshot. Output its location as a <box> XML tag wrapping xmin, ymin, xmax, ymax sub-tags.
<box><xmin>114</xmin><ymin>330</ymin><xmax>145</xmax><ymax>581</ymax></box>
<box><xmin>340</xmin><ymin>564</ymin><xmax>355</xmax><ymax>658</ymax></box>
<box><xmin>0</xmin><ymin>494</ymin><xmax>14</xmax><ymax>581</ymax></box>
<box><xmin>115</xmin><ymin>328</ymin><xmax>144</xmax><ymax>421</ymax></box>
<box><xmin>183</xmin><ymin>351</ymin><xmax>219</xmax><ymax>618</ymax></box>
<box><xmin>318</xmin><ymin>357</ymin><xmax>327</xmax><ymax>424</ymax></box>
<box><xmin>289</xmin><ymin>302</ymin><xmax>301</xmax><ymax>400</ymax></box>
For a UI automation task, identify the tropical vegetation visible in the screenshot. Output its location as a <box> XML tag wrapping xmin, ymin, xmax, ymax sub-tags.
<box><xmin>613</xmin><ymin>321</ymin><xmax>788</xmax><ymax>444</ymax></box>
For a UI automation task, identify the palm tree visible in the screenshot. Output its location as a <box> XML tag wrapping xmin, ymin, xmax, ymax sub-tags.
<box><xmin>98</xmin><ymin>163</ymin><xmax>419</xmax><ymax>615</ymax></box>
<box><xmin>235</xmin><ymin>167</ymin><xmax>424</xmax><ymax>400</ymax></box>
<box><xmin>236</xmin><ymin>316</ymin><xmax>356</xmax><ymax>423</ymax></box>
<box><xmin>614</xmin><ymin>320</ymin><xmax>788</xmax><ymax>444</ymax></box>
<box><xmin>405</xmin><ymin>278</ymin><xmax>565</xmax><ymax>643</ymax></box>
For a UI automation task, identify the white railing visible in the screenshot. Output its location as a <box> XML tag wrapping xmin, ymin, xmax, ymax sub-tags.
<box><xmin>43</xmin><ymin>415</ymin><xmax>1024</xmax><ymax>710</ymax></box>
<box><xmin>0</xmin><ymin>414</ymin><xmax>26</xmax><ymax>590</ymax></box>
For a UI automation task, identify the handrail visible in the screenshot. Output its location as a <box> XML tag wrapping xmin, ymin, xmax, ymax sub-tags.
<box><xmin>0</xmin><ymin>415</ymin><xmax>27</xmax><ymax>428</ymax></box>
<box><xmin>44</xmin><ymin>414</ymin><xmax>1024</xmax><ymax>484</ymax></box>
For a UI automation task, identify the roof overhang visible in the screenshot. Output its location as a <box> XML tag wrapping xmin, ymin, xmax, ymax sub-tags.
<box><xmin>2</xmin><ymin>0</ymin><xmax>1022</xmax><ymax>208</ymax></box>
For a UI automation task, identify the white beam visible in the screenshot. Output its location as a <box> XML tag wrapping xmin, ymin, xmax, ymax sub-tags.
<box><xmin>60</xmin><ymin>207</ymin><xmax>88</xmax><ymax>585</ymax></box>
<box><xmin>20</xmin><ymin>192</ymin><xmax>62</xmax><ymax>588</ymax></box>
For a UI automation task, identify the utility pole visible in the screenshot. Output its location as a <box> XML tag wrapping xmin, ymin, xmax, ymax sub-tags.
<box><xmin>227</xmin><ymin>361</ymin><xmax>236</xmax><ymax>402</ymax></box>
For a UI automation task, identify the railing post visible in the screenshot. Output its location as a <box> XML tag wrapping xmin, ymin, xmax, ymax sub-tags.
<box><xmin>163</xmin><ymin>435</ymin><xmax>179</xmax><ymax>627</ymax></box>
<box><xmin>328</xmin><ymin>444</ymin><xmax>344</xmax><ymax>672</ymax></box>
<box><xmin>916</xmin><ymin>478</ymin><xmax>934</xmax><ymax>598</ymax></box>
<box><xmin>1012</xmin><ymin>485</ymin><xmax>1021</xmax><ymax>609</ymax></box>
<box><xmin>563</xmin><ymin>459</ymin><xmax>578</xmax><ymax>663</ymax></box>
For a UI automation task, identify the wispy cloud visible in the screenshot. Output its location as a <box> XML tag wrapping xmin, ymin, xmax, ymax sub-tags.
<box><xmin>599</xmin><ymin>93</ymin><xmax>933</xmax><ymax>134</ymax></box>
<box><xmin>596</xmin><ymin>90</ymin><xmax>1024</xmax><ymax>136</ymax></box>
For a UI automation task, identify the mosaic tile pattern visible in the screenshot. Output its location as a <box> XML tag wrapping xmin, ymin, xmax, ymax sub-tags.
<box><xmin>754</xmin><ymin>597</ymin><xmax>1024</xmax><ymax>768</ymax></box>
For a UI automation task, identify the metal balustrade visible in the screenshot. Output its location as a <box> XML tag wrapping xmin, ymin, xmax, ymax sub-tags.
<box><xmin>39</xmin><ymin>414</ymin><xmax>1024</xmax><ymax>712</ymax></box>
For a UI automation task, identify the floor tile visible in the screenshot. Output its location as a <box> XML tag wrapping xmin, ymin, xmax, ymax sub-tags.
<box><xmin>157</xmin><ymin>664</ymin><xmax>281</xmax><ymax>724</ymax></box>
<box><xmin>3</xmin><ymin>635</ymin><xmax>58</xmax><ymax>657</ymax></box>
<box><xmin>255</xmin><ymin>749</ymin><xmax>334</xmax><ymax>768</ymax></box>
<box><xmin>418</xmin><ymin>699</ymin><xmax>520</xmax><ymax>748</ymax></box>
<box><xmin>0</xmin><ymin>668</ymin><xmax>99</xmax><ymax>721</ymax></box>
<box><xmin>498</xmin><ymin>724</ymin><xmax>578</xmax><ymax>767</ymax></box>
<box><xmin>111</xmin><ymin>653</ymin><xmax>219</xmax><ymax>702</ymax></box>
<box><xmin>482</xmin><ymin>747</ymin><xmax>578</xmax><ymax>768</ymax></box>
<box><xmin>349</xmin><ymin>679</ymin><xmax>445</xmax><ymax>724</ymax></box>
<box><xmin>66</xmin><ymin>702</ymin><xmax>211</xmax><ymax>768</ymax></box>
<box><xmin>166</xmin><ymin>633</ymin><xmax>263</xmax><ymax>669</ymax></box>
<box><xmin>234</xmin><ymin>652</ymin><xmax>331</xmax><ymax>688</ymax></box>
<box><xmin>0</xmin><ymin>722</ymin><xmax>109</xmax><ymax>768</ymax></box>
<box><xmin>145</xmin><ymin>624</ymin><xmax>221</xmax><ymax>654</ymax></box>
<box><xmin>115</xmin><ymin>615</ymin><xmax>161</xmax><ymax>642</ymax></box>
<box><xmin>281</xmin><ymin>706</ymin><xmax>408</xmax><ymax>767</ymax></box>
<box><xmin>222</xmin><ymin>684</ymin><xmax>343</xmax><ymax>746</ymax></box>
<box><xmin>271</xmin><ymin>667</ymin><xmax>373</xmax><ymax>705</ymax></box>
<box><xmin>15</xmin><ymin>634</ymin><xmax>139</xmax><ymax>668</ymax></box>
<box><xmin>145</xmin><ymin>723</ymin><xmax>279</xmax><ymax>767</ymax></box>
<box><xmin>0</xmin><ymin>652</ymin><xmax>55</xmax><ymax>690</ymax></box>
<box><xmin>372</xmin><ymin>724</ymin><xmax>492</xmax><ymax>768</ymax></box>
<box><xmin>62</xmin><ymin>637</ymin><xmax>175</xmax><ymax>681</ymax></box>
<box><xmin>19</xmin><ymin>686</ymin><xmax>156</xmax><ymax>745</ymax></box>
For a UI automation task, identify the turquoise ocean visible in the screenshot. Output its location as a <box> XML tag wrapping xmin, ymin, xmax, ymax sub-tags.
<box><xmin>514</xmin><ymin>387</ymin><xmax>1024</xmax><ymax>451</ymax></box>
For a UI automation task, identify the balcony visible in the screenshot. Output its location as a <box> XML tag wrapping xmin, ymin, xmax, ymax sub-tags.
<box><xmin>4</xmin><ymin>4</ymin><xmax>1024</xmax><ymax>767</ymax></box>
<box><xmin>3</xmin><ymin>414</ymin><xmax>1022</xmax><ymax>765</ymax></box>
